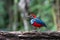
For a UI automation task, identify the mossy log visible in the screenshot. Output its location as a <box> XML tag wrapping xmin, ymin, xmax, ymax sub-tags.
<box><xmin>0</xmin><ymin>31</ymin><xmax>60</xmax><ymax>40</ymax></box>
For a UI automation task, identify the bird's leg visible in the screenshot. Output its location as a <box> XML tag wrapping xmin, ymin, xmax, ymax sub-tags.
<box><xmin>32</xmin><ymin>27</ymin><xmax>37</xmax><ymax>32</ymax></box>
<box><xmin>38</xmin><ymin>27</ymin><xmax>41</xmax><ymax>32</ymax></box>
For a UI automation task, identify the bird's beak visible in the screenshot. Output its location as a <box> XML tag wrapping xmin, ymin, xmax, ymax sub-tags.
<box><xmin>26</xmin><ymin>16</ymin><xmax>30</xmax><ymax>18</ymax></box>
<box><xmin>26</xmin><ymin>15</ymin><xmax>34</xmax><ymax>19</ymax></box>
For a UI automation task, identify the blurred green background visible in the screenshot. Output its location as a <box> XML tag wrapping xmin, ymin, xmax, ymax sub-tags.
<box><xmin>0</xmin><ymin>0</ymin><xmax>58</xmax><ymax>32</ymax></box>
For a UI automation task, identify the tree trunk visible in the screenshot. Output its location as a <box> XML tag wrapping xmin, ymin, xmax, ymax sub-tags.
<box><xmin>12</xmin><ymin>0</ymin><xmax>18</xmax><ymax>31</ymax></box>
<box><xmin>6</xmin><ymin>0</ymin><xmax>13</xmax><ymax>31</ymax></box>
<box><xmin>18</xmin><ymin>0</ymin><xmax>30</xmax><ymax>31</ymax></box>
<box><xmin>56</xmin><ymin>0</ymin><xmax>60</xmax><ymax>31</ymax></box>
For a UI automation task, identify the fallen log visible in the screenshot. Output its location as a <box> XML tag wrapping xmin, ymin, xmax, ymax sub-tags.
<box><xmin>0</xmin><ymin>31</ymin><xmax>60</xmax><ymax>40</ymax></box>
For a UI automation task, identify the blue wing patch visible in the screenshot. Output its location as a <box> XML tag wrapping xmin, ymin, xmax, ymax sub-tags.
<box><xmin>34</xmin><ymin>18</ymin><xmax>47</xmax><ymax>27</ymax></box>
<box><xmin>30</xmin><ymin>18</ymin><xmax>47</xmax><ymax>27</ymax></box>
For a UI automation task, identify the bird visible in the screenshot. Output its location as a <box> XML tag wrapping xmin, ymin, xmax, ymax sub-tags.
<box><xmin>28</xmin><ymin>14</ymin><xmax>47</xmax><ymax>32</ymax></box>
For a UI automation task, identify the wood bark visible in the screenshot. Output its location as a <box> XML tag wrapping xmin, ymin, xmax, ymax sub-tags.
<box><xmin>0</xmin><ymin>31</ymin><xmax>60</xmax><ymax>40</ymax></box>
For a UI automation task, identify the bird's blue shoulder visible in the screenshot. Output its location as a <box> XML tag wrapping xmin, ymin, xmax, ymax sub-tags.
<box><xmin>30</xmin><ymin>18</ymin><xmax>47</xmax><ymax>27</ymax></box>
<box><xmin>34</xmin><ymin>18</ymin><xmax>45</xmax><ymax>25</ymax></box>
<box><xmin>30</xmin><ymin>18</ymin><xmax>43</xmax><ymax>24</ymax></box>
<box><xmin>34</xmin><ymin>18</ymin><xmax>47</xmax><ymax>27</ymax></box>
<box><xmin>34</xmin><ymin>18</ymin><xmax>43</xmax><ymax>23</ymax></box>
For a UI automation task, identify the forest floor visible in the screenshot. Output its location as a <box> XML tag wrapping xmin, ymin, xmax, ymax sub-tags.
<box><xmin>0</xmin><ymin>31</ymin><xmax>60</xmax><ymax>40</ymax></box>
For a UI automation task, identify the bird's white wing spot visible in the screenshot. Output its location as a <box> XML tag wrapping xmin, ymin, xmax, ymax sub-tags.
<box><xmin>30</xmin><ymin>19</ymin><xmax>35</xmax><ymax>24</ymax></box>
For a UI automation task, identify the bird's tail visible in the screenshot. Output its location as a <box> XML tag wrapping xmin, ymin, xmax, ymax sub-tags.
<box><xmin>44</xmin><ymin>24</ymin><xmax>49</xmax><ymax>30</ymax></box>
<box><xmin>44</xmin><ymin>24</ymin><xmax>47</xmax><ymax>27</ymax></box>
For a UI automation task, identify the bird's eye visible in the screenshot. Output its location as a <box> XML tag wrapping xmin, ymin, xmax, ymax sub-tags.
<box><xmin>29</xmin><ymin>15</ymin><xmax>34</xmax><ymax>19</ymax></box>
<box><xmin>32</xmin><ymin>16</ymin><xmax>34</xmax><ymax>18</ymax></box>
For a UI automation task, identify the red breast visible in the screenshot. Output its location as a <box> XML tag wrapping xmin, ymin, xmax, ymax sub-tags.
<box><xmin>32</xmin><ymin>22</ymin><xmax>43</xmax><ymax>28</ymax></box>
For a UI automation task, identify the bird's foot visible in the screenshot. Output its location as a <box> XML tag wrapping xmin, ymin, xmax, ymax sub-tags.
<box><xmin>32</xmin><ymin>30</ymin><xmax>37</xmax><ymax>32</ymax></box>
